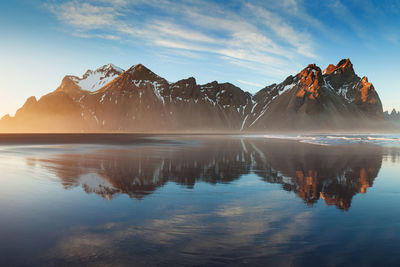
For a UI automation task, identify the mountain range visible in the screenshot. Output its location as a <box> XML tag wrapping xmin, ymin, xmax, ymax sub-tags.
<box><xmin>0</xmin><ymin>59</ymin><xmax>385</xmax><ymax>132</ymax></box>
<box><xmin>384</xmin><ymin>108</ymin><xmax>400</xmax><ymax>122</ymax></box>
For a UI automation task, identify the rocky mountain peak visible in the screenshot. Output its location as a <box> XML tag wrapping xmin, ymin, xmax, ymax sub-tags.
<box><xmin>57</xmin><ymin>75</ymin><xmax>82</xmax><ymax>92</ymax></box>
<box><xmin>125</xmin><ymin>64</ymin><xmax>164</xmax><ymax>82</ymax></box>
<box><xmin>82</xmin><ymin>63</ymin><xmax>123</xmax><ymax>79</ymax></box>
<box><xmin>103</xmin><ymin>63</ymin><xmax>124</xmax><ymax>73</ymax></box>
<box><xmin>66</xmin><ymin>63</ymin><xmax>124</xmax><ymax>92</ymax></box>
<box><xmin>322</xmin><ymin>64</ymin><xmax>336</xmax><ymax>75</ymax></box>
<box><xmin>14</xmin><ymin>96</ymin><xmax>38</xmax><ymax>118</ymax></box>
<box><xmin>24</xmin><ymin>96</ymin><xmax>37</xmax><ymax>106</ymax></box>
<box><xmin>322</xmin><ymin>58</ymin><xmax>359</xmax><ymax>100</ymax></box>
<box><xmin>128</xmin><ymin>63</ymin><xmax>145</xmax><ymax>71</ymax></box>
<box><xmin>336</xmin><ymin>58</ymin><xmax>352</xmax><ymax>69</ymax></box>
<box><xmin>323</xmin><ymin>58</ymin><xmax>355</xmax><ymax>77</ymax></box>
<box><xmin>296</xmin><ymin>64</ymin><xmax>323</xmax><ymax>100</ymax></box>
<box><xmin>384</xmin><ymin>108</ymin><xmax>400</xmax><ymax>122</ymax></box>
<box><xmin>170</xmin><ymin>77</ymin><xmax>197</xmax><ymax>87</ymax></box>
<box><xmin>186</xmin><ymin>77</ymin><xmax>197</xmax><ymax>84</ymax></box>
<box><xmin>127</xmin><ymin>63</ymin><xmax>153</xmax><ymax>74</ymax></box>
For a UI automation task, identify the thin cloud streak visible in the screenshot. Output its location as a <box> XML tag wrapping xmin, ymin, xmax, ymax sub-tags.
<box><xmin>245</xmin><ymin>3</ymin><xmax>316</xmax><ymax>59</ymax></box>
<box><xmin>237</xmin><ymin>80</ymin><xmax>264</xmax><ymax>89</ymax></box>
<box><xmin>45</xmin><ymin>0</ymin><xmax>319</xmax><ymax>80</ymax></box>
<box><xmin>46</xmin><ymin>1</ymin><xmax>119</xmax><ymax>29</ymax></box>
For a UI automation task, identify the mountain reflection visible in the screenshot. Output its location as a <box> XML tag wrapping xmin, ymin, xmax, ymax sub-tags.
<box><xmin>250</xmin><ymin>141</ymin><xmax>382</xmax><ymax>210</ymax></box>
<box><xmin>27</xmin><ymin>137</ymin><xmax>383</xmax><ymax>210</ymax></box>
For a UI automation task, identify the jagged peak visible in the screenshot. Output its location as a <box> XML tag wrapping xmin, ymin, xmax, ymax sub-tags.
<box><xmin>323</xmin><ymin>58</ymin><xmax>354</xmax><ymax>76</ymax></box>
<box><xmin>20</xmin><ymin>96</ymin><xmax>37</xmax><ymax>110</ymax></box>
<box><xmin>305</xmin><ymin>63</ymin><xmax>320</xmax><ymax>70</ymax></box>
<box><xmin>186</xmin><ymin>76</ymin><xmax>197</xmax><ymax>84</ymax></box>
<box><xmin>103</xmin><ymin>63</ymin><xmax>124</xmax><ymax>73</ymax></box>
<box><xmin>127</xmin><ymin>63</ymin><xmax>150</xmax><ymax>73</ymax></box>
<box><xmin>65</xmin><ymin>63</ymin><xmax>125</xmax><ymax>92</ymax></box>
<box><xmin>299</xmin><ymin>64</ymin><xmax>322</xmax><ymax>81</ymax></box>
<box><xmin>336</xmin><ymin>58</ymin><xmax>352</xmax><ymax>68</ymax></box>
<box><xmin>171</xmin><ymin>77</ymin><xmax>197</xmax><ymax>85</ymax></box>
<box><xmin>124</xmin><ymin>63</ymin><xmax>166</xmax><ymax>82</ymax></box>
<box><xmin>62</xmin><ymin>75</ymin><xmax>76</xmax><ymax>83</ymax></box>
<box><xmin>219</xmin><ymin>82</ymin><xmax>243</xmax><ymax>89</ymax></box>
<box><xmin>199</xmin><ymin>80</ymin><xmax>241</xmax><ymax>91</ymax></box>
<box><xmin>296</xmin><ymin>64</ymin><xmax>323</xmax><ymax>100</ymax></box>
<box><xmin>185</xmin><ymin>76</ymin><xmax>196</xmax><ymax>81</ymax></box>
<box><xmin>322</xmin><ymin>64</ymin><xmax>336</xmax><ymax>75</ymax></box>
<box><xmin>55</xmin><ymin>75</ymin><xmax>85</xmax><ymax>95</ymax></box>
<box><xmin>85</xmin><ymin>63</ymin><xmax>124</xmax><ymax>76</ymax></box>
<box><xmin>71</xmin><ymin>64</ymin><xmax>124</xmax><ymax>83</ymax></box>
<box><xmin>200</xmin><ymin>80</ymin><xmax>219</xmax><ymax>88</ymax></box>
<box><xmin>26</xmin><ymin>96</ymin><xmax>37</xmax><ymax>103</ymax></box>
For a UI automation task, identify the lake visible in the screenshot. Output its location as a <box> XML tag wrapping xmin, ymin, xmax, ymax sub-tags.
<box><xmin>1</xmin><ymin>134</ymin><xmax>400</xmax><ymax>266</ymax></box>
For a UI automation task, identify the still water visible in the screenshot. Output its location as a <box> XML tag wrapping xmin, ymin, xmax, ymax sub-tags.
<box><xmin>1</xmin><ymin>134</ymin><xmax>400</xmax><ymax>266</ymax></box>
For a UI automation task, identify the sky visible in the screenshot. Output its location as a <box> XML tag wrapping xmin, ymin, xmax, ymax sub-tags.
<box><xmin>1</xmin><ymin>0</ymin><xmax>400</xmax><ymax>117</ymax></box>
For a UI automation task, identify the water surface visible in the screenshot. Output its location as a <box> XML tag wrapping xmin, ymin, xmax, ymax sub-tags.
<box><xmin>1</xmin><ymin>134</ymin><xmax>400</xmax><ymax>266</ymax></box>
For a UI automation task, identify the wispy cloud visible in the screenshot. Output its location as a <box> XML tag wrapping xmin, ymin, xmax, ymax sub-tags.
<box><xmin>149</xmin><ymin>21</ymin><xmax>219</xmax><ymax>44</ymax></box>
<box><xmin>46</xmin><ymin>1</ymin><xmax>120</xmax><ymax>29</ymax></box>
<box><xmin>45</xmin><ymin>0</ymin><xmax>321</xmax><ymax>79</ymax></box>
<box><xmin>237</xmin><ymin>80</ymin><xmax>264</xmax><ymax>88</ymax></box>
<box><xmin>245</xmin><ymin>3</ymin><xmax>316</xmax><ymax>59</ymax></box>
<box><xmin>72</xmin><ymin>32</ymin><xmax>121</xmax><ymax>40</ymax></box>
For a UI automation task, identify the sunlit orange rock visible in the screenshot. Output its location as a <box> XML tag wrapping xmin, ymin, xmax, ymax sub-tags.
<box><xmin>296</xmin><ymin>64</ymin><xmax>322</xmax><ymax>100</ymax></box>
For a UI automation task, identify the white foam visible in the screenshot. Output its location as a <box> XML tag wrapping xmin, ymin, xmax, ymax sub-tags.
<box><xmin>260</xmin><ymin>134</ymin><xmax>400</xmax><ymax>147</ymax></box>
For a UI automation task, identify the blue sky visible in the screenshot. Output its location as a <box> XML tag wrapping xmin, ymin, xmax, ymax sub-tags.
<box><xmin>1</xmin><ymin>0</ymin><xmax>400</xmax><ymax>116</ymax></box>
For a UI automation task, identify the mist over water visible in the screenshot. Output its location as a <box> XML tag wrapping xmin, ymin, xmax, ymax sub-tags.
<box><xmin>1</xmin><ymin>134</ymin><xmax>400</xmax><ymax>266</ymax></box>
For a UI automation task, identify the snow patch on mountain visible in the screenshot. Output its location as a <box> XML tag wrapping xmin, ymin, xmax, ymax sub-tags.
<box><xmin>106</xmin><ymin>63</ymin><xmax>124</xmax><ymax>73</ymax></box>
<box><xmin>282</xmin><ymin>83</ymin><xmax>296</xmax><ymax>93</ymax></box>
<box><xmin>71</xmin><ymin>64</ymin><xmax>124</xmax><ymax>92</ymax></box>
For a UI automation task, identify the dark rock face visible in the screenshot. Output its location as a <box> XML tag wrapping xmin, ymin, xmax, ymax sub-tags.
<box><xmin>246</xmin><ymin>59</ymin><xmax>384</xmax><ymax>131</ymax></box>
<box><xmin>0</xmin><ymin>59</ymin><xmax>385</xmax><ymax>132</ymax></box>
<box><xmin>322</xmin><ymin>59</ymin><xmax>383</xmax><ymax>118</ymax></box>
<box><xmin>1</xmin><ymin>64</ymin><xmax>251</xmax><ymax>132</ymax></box>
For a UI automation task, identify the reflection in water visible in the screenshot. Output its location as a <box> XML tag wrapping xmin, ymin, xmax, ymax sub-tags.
<box><xmin>4</xmin><ymin>136</ymin><xmax>400</xmax><ymax>266</ymax></box>
<box><xmin>28</xmin><ymin>138</ymin><xmax>383</xmax><ymax>210</ymax></box>
<box><xmin>252</xmin><ymin>141</ymin><xmax>382</xmax><ymax>210</ymax></box>
<box><xmin>384</xmin><ymin>147</ymin><xmax>400</xmax><ymax>163</ymax></box>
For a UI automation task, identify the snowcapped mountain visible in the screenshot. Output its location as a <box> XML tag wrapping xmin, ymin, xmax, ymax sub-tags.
<box><xmin>69</xmin><ymin>63</ymin><xmax>124</xmax><ymax>92</ymax></box>
<box><xmin>0</xmin><ymin>59</ymin><xmax>386</xmax><ymax>132</ymax></box>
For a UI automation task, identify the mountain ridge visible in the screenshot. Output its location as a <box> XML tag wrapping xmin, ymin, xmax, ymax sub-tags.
<box><xmin>0</xmin><ymin>59</ymin><xmax>386</xmax><ymax>133</ymax></box>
